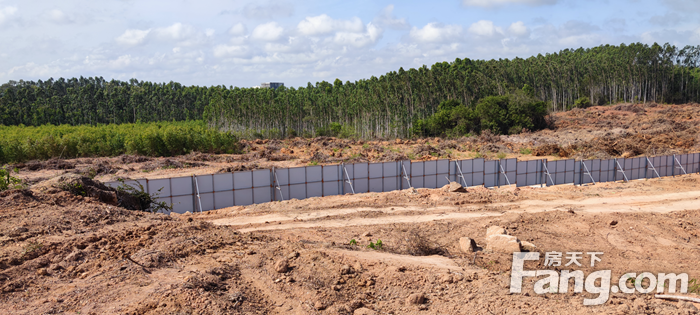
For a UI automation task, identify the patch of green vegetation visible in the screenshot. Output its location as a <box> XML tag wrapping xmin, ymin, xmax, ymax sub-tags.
<box><xmin>308</xmin><ymin>161</ymin><xmax>319</xmax><ymax>166</ymax></box>
<box><xmin>497</xmin><ymin>152</ymin><xmax>507</xmax><ymax>159</ymax></box>
<box><xmin>23</xmin><ymin>241</ymin><xmax>43</xmax><ymax>256</ymax></box>
<box><xmin>0</xmin><ymin>167</ymin><xmax>24</xmax><ymax>191</ymax></box>
<box><xmin>116</xmin><ymin>179</ymin><xmax>173</xmax><ymax>213</ymax></box>
<box><xmin>0</xmin><ymin>121</ymin><xmax>240</xmax><ymax>164</ymax></box>
<box><xmin>520</xmin><ymin>148</ymin><xmax>532</xmax><ymax>155</ymax></box>
<box><xmin>368</xmin><ymin>239</ymin><xmax>383</xmax><ymax>250</ymax></box>
<box><xmin>410</xmin><ymin>87</ymin><xmax>549</xmax><ymax>138</ymax></box>
<box><xmin>689</xmin><ymin>278</ymin><xmax>700</xmax><ymax>294</ymax></box>
<box><xmin>349</xmin><ymin>239</ymin><xmax>358</xmax><ymax>246</ymax></box>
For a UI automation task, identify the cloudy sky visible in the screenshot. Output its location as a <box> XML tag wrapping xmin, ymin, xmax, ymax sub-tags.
<box><xmin>1</xmin><ymin>0</ymin><xmax>699</xmax><ymax>88</ymax></box>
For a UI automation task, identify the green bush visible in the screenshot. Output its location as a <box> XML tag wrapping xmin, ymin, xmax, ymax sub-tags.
<box><xmin>0</xmin><ymin>168</ymin><xmax>24</xmax><ymax>191</ymax></box>
<box><xmin>410</xmin><ymin>87</ymin><xmax>549</xmax><ymax>137</ymax></box>
<box><xmin>0</xmin><ymin>121</ymin><xmax>241</xmax><ymax>164</ymax></box>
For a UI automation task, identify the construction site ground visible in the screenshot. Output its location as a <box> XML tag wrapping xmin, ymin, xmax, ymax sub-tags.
<box><xmin>1</xmin><ymin>103</ymin><xmax>700</xmax><ymax>314</ymax></box>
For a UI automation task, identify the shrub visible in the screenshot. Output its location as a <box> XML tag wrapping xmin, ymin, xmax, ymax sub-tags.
<box><xmin>0</xmin><ymin>168</ymin><xmax>24</xmax><ymax>191</ymax></box>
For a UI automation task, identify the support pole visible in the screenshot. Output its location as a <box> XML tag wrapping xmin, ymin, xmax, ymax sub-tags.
<box><xmin>582</xmin><ymin>161</ymin><xmax>596</xmax><ymax>185</ymax></box>
<box><xmin>193</xmin><ymin>175</ymin><xmax>203</xmax><ymax>212</ymax></box>
<box><xmin>615</xmin><ymin>159</ymin><xmax>629</xmax><ymax>182</ymax></box>
<box><xmin>674</xmin><ymin>155</ymin><xmax>687</xmax><ymax>175</ymax></box>
<box><xmin>272</xmin><ymin>167</ymin><xmax>284</xmax><ymax>201</ymax></box>
<box><xmin>401</xmin><ymin>162</ymin><xmax>413</xmax><ymax>189</ymax></box>
<box><xmin>455</xmin><ymin>161</ymin><xmax>468</xmax><ymax>188</ymax></box>
<box><xmin>646</xmin><ymin>157</ymin><xmax>660</xmax><ymax>178</ymax></box>
<box><xmin>342</xmin><ymin>163</ymin><xmax>356</xmax><ymax>194</ymax></box>
<box><xmin>542</xmin><ymin>161</ymin><xmax>555</xmax><ymax>186</ymax></box>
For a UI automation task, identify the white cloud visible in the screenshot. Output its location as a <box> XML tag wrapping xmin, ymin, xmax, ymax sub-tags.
<box><xmin>468</xmin><ymin>20</ymin><xmax>504</xmax><ymax>37</ymax></box>
<box><xmin>462</xmin><ymin>0</ymin><xmax>557</xmax><ymax>8</ymax></box>
<box><xmin>251</xmin><ymin>22</ymin><xmax>284</xmax><ymax>41</ymax></box>
<box><xmin>297</xmin><ymin>14</ymin><xmax>364</xmax><ymax>36</ymax></box>
<box><xmin>410</xmin><ymin>23</ymin><xmax>463</xmax><ymax>43</ymax></box>
<box><xmin>155</xmin><ymin>23</ymin><xmax>197</xmax><ymax>41</ymax></box>
<box><xmin>333</xmin><ymin>22</ymin><xmax>382</xmax><ymax>48</ymax></box>
<box><xmin>0</xmin><ymin>6</ymin><xmax>17</xmax><ymax>25</ymax></box>
<box><xmin>508</xmin><ymin>21</ymin><xmax>529</xmax><ymax>37</ymax></box>
<box><xmin>213</xmin><ymin>44</ymin><xmax>250</xmax><ymax>58</ymax></box>
<box><xmin>116</xmin><ymin>29</ymin><xmax>151</xmax><ymax>46</ymax></box>
<box><xmin>228</xmin><ymin>23</ymin><xmax>246</xmax><ymax>36</ymax></box>
<box><xmin>374</xmin><ymin>5</ymin><xmax>409</xmax><ymax>30</ymax></box>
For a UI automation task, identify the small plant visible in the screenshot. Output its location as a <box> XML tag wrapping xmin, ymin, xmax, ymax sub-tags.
<box><xmin>367</xmin><ymin>239</ymin><xmax>383</xmax><ymax>250</ymax></box>
<box><xmin>23</xmin><ymin>241</ymin><xmax>43</xmax><ymax>255</ymax></box>
<box><xmin>362</xmin><ymin>143</ymin><xmax>369</xmax><ymax>149</ymax></box>
<box><xmin>349</xmin><ymin>239</ymin><xmax>358</xmax><ymax>246</ymax></box>
<box><xmin>308</xmin><ymin>161</ymin><xmax>319</xmax><ymax>166</ymax></box>
<box><xmin>116</xmin><ymin>179</ymin><xmax>173</xmax><ymax>213</ymax></box>
<box><xmin>61</xmin><ymin>182</ymin><xmax>87</xmax><ymax>196</ymax></box>
<box><xmin>497</xmin><ymin>152</ymin><xmax>507</xmax><ymax>159</ymax></box>
<box><xmin>689</xmin><ymin>278</ymin><xmax>700</xmax><ymax>294</ymax></box>
<box><xmin>0</xmin><ymin>167</ymin><xmax>24</xmax><ymax>191</ymax></box>
<box><xmin>520</xmin><ymin>148</ymin><xmax>532</xmax><ymax>155</ymax></box>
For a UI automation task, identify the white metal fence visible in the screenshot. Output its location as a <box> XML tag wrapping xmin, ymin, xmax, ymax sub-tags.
<box><xmin>104</xmin><ymin>153</ymin><xmax>700</xmax><ymax>214</ymax></box>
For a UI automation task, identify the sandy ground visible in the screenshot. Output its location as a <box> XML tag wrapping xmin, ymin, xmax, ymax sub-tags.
<box><xmin>1</xmin><ymin>172</ymin><xmax>699</xmax><ymax>314</ymax></box>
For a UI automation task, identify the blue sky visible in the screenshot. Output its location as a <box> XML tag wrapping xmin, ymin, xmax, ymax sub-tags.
<box><xmin>1</xmin><ymin>0</ymin><xmax>699</xmax><ymax>88</ymax></box>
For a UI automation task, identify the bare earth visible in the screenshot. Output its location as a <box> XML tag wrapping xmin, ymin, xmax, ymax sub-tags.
<box><xmin>1</xmin><ymin>172</ymin><xmax>700</xmax><ymax>314</ymax></box>
<box><xmin>1</xmin><ymin>103</ymin><xmax>700</xmax><ymax>314</ymax></box>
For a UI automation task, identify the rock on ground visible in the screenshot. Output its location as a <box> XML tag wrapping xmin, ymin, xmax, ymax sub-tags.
<box><xmin>485</xmin><ymin>234</ymin><xmax>521</xmax><ymax>253</ymax></box>
<box><xmin>459</xmin><ymin>237</ymin><xmax>477</xmax><ymax>253</ymax></box>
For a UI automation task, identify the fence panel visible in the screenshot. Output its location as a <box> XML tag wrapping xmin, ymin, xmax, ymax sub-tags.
<box><xmin>484</xmin><ymin>160</ymin><xmax>498</xmax><ymax>188</ymax></box>
<box><xmin>323</xmin><ymin>165</ymin><xmax>341</xmax><ymax>197</ymax></box>
<box><xmin>106</xmin><ymin>152</ymin><xmax>700</xmax><ymax>212</ymax></box>
<box><xmin>383</xmin><ymin>162</ymin><xmax>400</xmax><ymax>192</ymax></box>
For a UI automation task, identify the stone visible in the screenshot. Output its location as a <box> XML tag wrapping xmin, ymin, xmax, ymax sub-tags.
<box><xmin>459</xmin><ymin>237</ymin><xmax>477</xmax><ymax>253</ymax></box>
<box><xmin>36</xmin><ymin>268</ymin><xmax>48</xmax><ymax>276</ymax></box>
<box><xmin>486</xmin><ymin>226</ymin><xmax>507</xmax><ymax>237</ymax></box>
<box><xmin>447</xmin><ymin>181</ymin><xmax>466</xmax><ymax>193</ymax></box>
<box><xmin>520</xmin><ymin>241</ymin><xmax>537</xmax><ymax>252</ymax></box>
<box><xmin>354</xmin><ymin>307</ymin><xmax>378</xmax><ymax>315</ymax></box>
<box><xmin>485</xmin><ymin>234</ymin><xmax>521</xmax><ymax>253</ymax></box>
<box><xmin>362</xmin><ymin>231</ymin><xmax>372</xmax><ymax>237</ymax></box>
<box><xmin>314</xmin><ymin>301</ymin><xmax>325</xmax><ymax>310</ymax></box>
<box><xmin>441</xmin><ymin>274</ymin><xmax>454</xmax><ymax>284</ymax></box>
<box><xmin>274</xmin><ymin>259</ymin><xmax>289</xmax><ymax>273</ymax></box>
<box><xmin>340</xmin><ymin>264</ymin><xmax>354</xmax><ymax>275</ymax></box>
<box><xmin>287</xmin><ymin>251</ymin><xmax>299</xmax><ymax>260</ymax></box>
<box><xmin>609</xmin><ymin>220</ymin><xmax>618</xmax><ymax>226</ymax></box>
<box><xmin>406</xmin><ymin>293</ymin><xmax>425</xmax><ymax>305</ymax></box>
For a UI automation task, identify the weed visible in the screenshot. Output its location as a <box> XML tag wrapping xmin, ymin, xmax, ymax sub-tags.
<box><xmin>367</xmin><ymin>239</ymin><xmax>383</xmax><ymax>250</ymax></box>
<box><xmin>116</xmin><ymin>179</ymin><xmax>173</xmax><ymax>213</ymax></box>
<box><xmin>0</xmin><ymin>167</ymin><xmax>24</xmax><ymax>191</ymax></box>
<box><xmin>473</xmin><ymin>152</ymin><xmax>484</xmax><ymax>159</ymax></box>
<box><xmin>308</xmin><ymin>161</ymin><xmax>319</xmax><ymax>166</ymax></box>
<box><xmin>60</xmin><ymin>182</ymin><xmax>87</xmax><ymax>196</ymax></box>
<box><xmin>520</xmin><ymin>148</ymin><xmax>532</xmax><ymax>155</ymax></box>
<box><xmin>690</xmin><ymin>278</ymin><xmax>700</xmax><ymax>294</ymax></box>
<box><xmin>497</xmin><ymin>152</ymin><xmax>507</xmax><ymax>159</ymax></box>
<box><xmin>349</xmin><ymin>239</ymin><xmax>357</xmax><ymax>246</ymax></box>
<box><xmin>407</xmin><ymin>153</ymin><xmax>416</xmax><ymax>160</ymax></box>
<box><xmin>23</xmin><ymin>241</ymin><xmax>43</xmax><ymax>256</ymax></box>
<box><xmin>362</xmin><ymin>143</ymin><xmax>369</xmax><ymax>149</ymax></box>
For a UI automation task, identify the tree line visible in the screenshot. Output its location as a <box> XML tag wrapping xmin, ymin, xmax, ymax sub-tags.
<box><xmin>2</xmin><ymin>42</ymin><xmax>700</xmax><ymax>139</ymax></box>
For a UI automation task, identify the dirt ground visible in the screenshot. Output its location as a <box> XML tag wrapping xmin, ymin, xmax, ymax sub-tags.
<box><xmin>1</xmin><ymin>171</ymin><xmax>700</xmax><ymax>314</ymax></box>
<box><xmin>2</xmin><ymin>102</ymin><xmax>700</xmax><ymax>314</ymax></box>
<box><xmin>9</xmin><ymin>103</ymin><xmax>700</xmax><ymax>184</ymax></box>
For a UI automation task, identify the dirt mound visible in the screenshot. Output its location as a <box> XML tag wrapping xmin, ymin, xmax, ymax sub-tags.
<box><xmin>13</xmin><ymin>159</ymin><xmax>76</xmax><ymax>171</ymax></box>
<box><xmin>141</xmin><ymin>158</ymin><xmax>205</xmax><ymax>171</ymax></box>
<box><xmin>118</xmin><ymin>155</ymin><xmax>152</xmax><ymax>164</ymax></box>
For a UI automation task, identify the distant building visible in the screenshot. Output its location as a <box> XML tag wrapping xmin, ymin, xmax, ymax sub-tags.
<box><xmin>260</xmin><ymin>82</ymin><xmax>284</xmax><ymax>89</ymax></box>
